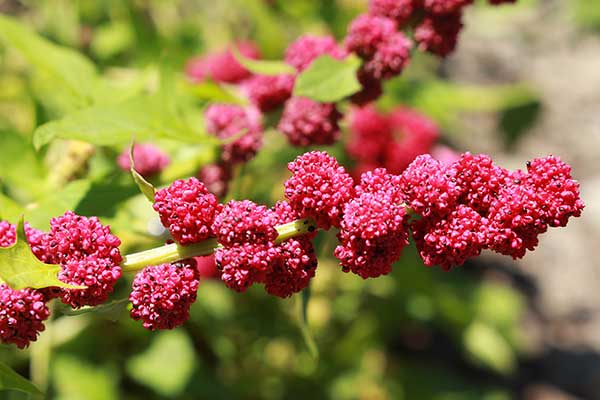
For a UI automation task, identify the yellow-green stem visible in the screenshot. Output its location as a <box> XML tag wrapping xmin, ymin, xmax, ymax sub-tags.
<box><xmin>121</xmin><ymin>218</ymin><xmax>317</xmax><ymax>273</ymax></box>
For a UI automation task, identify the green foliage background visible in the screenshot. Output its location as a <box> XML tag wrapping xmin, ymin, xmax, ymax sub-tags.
<box><xmin>1</xmin><ymin>0</ymin><xmax>592</xmax><ymax>398</ymax></box>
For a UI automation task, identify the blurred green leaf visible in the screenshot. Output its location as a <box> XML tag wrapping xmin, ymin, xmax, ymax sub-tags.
<box><xmin>33</xmin><ymin>95</ymin><xmax>217</xmax><ymax>149</ymax></box>
<box><xmin>91</xmin><ymin>21</ymin><xmax>135</xmax><ymax>60</ymax></box>
<box><xmin>59</xmin><ymin>298</ymin><xmax>130</xmax><ymax>321</ymax></box>
<box><xmin>296</xmin><ymin>286</ymin><xmax>319</xmax><ymax>359</ymax></box>
<box><xmin>294</xmin><ymin>55</ymin><xmax>361</xmax><ymax>102</ymax></box>
<box><xmin>52</xmin><ymin>355</ymin><xmax>118</xmax><ymax>400</ymax></box>
<box><xmin>0</xmin><ymin>131</ymin><xmax>48</xmax><ymax>199</ymax></box>
<box><xmin>0</xmin><ymin>361</ymin><xmax>43</xmax><ymax>398</ymax></box>
<box><xmin>231</xmin><ymin>46</ymin><xmax>296</xmax><ymax>76</ymax></box>
<box><xmin>0</xmin><ymin>194</ymin><xmax>23</xmax><ymax>222</ymax></box>
<box><xmin>0</xmin><ymin>14</ymin><xmax>99</xmax><ymax>112</ymax></box>
<box><xmin>499</xmin><ymin>100</ymin><xmax>542</xmax><ymax>148</ymax></box>
<box><xmin>129</xmin><ymin>143</ymin><xmax>156</xmax><ymax>203</ymax></box>
<box><xmin>463</xmin><ymin>321</ymin><xmax>516</xmax><ymax>375</ymax></box>
<box><xmin>184</xmin><ymin>80</ymin><xmax>247</xmax><ymax>104</ymax></box>
<box><xmin>126</xmin><ymin>330</ymin><xmax>196</xmax><ymax>396</ymax></box>
<box><xmin>0</xmin><ymin>217</ymin><xmax>84</xmax><ymax>290</ymax></box>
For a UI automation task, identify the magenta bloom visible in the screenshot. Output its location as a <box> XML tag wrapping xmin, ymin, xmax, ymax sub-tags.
<box><xmin>411</xmin><ymin>205</ymin><xmax>489</xmax><ymax>270</ymax></box>
<box><xmin>0</xmin><ymin>285</ymin><xmax>50</xmax><ymax>348</ymax></box>
<box><xmin>185</xmin><ymin>41</ymin><xmax>260</xmax><ymax>84</ymax></box>
<box><xmin>216</xmin><ymin>242</ymin><xmax>279</xmax><ymax>292</ymax></box>
<box><xmin>347</xmin><ymin>106</ymin><xmax>391</xmax><ymax>164</ymax></box>
<box><xmin>194</xmin><ymin>254</ymin><xmax>221</xmax><ymax>280</ymax></box>
<box><xmin>117</xmin><ymin>143</ymin><xmax>170</xmax><ymax>178</ymax></box>
<box><xmin>415</xmin><ymin>12</ymin><xmax>464</xmax><ymax>57</ymax></box>
<box><xmin>284</xmin><ymin>34</ymin><xmax>347</xmax><ymax>71</ymax></box>
<box><xmin>278</xmin><ymin>97</ymin><xmax>342</xmax><ymax>147</ymax></box>
<box><xmin>423</xmin><ymin>0</ymin><xmax>473</xmax><ymax>14</ymax></box>
<box><xmin>243</xmin><ymin>74</ymin><xmax>295</xmax><ymax>113</ymax></box>
<box><xmin>345</xmin><ymin>14</ymin><xmax>398</xmax><ymax>58</ymax></box>
<box><xmin>212</xmin><ymin>200</ymin><xmax>277</xmax><ymax>247</ymax></box>
<box><xmin>153</xmin><ymin>177</ymin><xmax>221</xmax><ymax>245</ymax></box>
<box><xmin>368</xmin><ymin>0</ymin><xmax>415</xmax><ymax>26</ymax></box>
<box><xmin>285</xmin><ymin>151</ymin><xmax>355</xmax><ymax>230</ymax></box>
<box><xmin>130</xmin><ymin>261</ymin><xmax>200</xmax><ymax>330</ymax></box>
<box><xmin>204</xmin><ymin>104</ymin><xmax>263</xmax><ymax>164</ymax></box>
<box><xmin>0</xmin><ymin>221</ymin><xmax>15</xmax><ymax>248</ymax></box>
<box><xmin>197</xmin><ymin>162</ymin><xmax>232</xmax><ymax>198</ymax></box>
<box><xmin>363</xmin><ymin>32</ymin><xmax>412</xmax><ymax>80</ymax></box>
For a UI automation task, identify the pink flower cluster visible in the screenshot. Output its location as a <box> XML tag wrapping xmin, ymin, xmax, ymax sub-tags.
<box><xmin>117</xmin><ymin>143</ymin><xmax>170</xmax><ymax>178</ymax></box>
<box><xmin>0</xmin><ymin>213</ymin><xmax>122</xmax><ymax>348</ymax></box>
<box><xmin>347</xmin><ymin>105</ymin><xmax>445</xmax><ymax>177</ymax></box>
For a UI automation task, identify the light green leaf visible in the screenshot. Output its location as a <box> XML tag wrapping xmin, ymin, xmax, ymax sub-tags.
<box><xmin>129</xmin><ymin>143</ymin><xmax>156</xmax><ymax>203</ymax></box>
<box><xmin>231</xmin><ymin>46</ymin><xmax>296</xmax><ymax>76</ymax></box>
<box><xmin>33</xmin><ymin>95</ymin><xmax>217</xmax><ymax>149</ymax></box>
<box><xmin>127</xmin><ymin>330</ymin><xmax>196</xmax><ymax>397</ymax></box>
<box><xmin>59</xmin><ymin>298</ymin><xmax>129</xmax><ymax>322</ymax></box>
<box><xmin>0</xmin><ymin>217</ymin><xmax>84</xmax><ymax>291</ymax></box>
<box><xmin>295</xmin><ymin>286</ymin><xmax>318</xmax><ymax>359</ymax></box>
<box><xmin>464</xmin><ymin>321</ymin><xmax>516</xmax><ymax>375</ymax></box>
<box><xmin>0</xmin><ymin>360</ymin><xmax>43</xmax><ymax>398</ymax></box>
<box><xmin>184</xmin><ymin>80</ymin><xmax>247</xmax><ymax>105</ymax></box>
<box><xmin>293</xmin><ymin>55</ymin><xmax>362</xmax><ymax>102</ymax></box>
<box><xmin>0</xmin><ymin>193</ymin><xmax>24</xmax><ymax>222</ymax></box>
<box><xmin>0</xmin><ymin>131</ymin><xmax>48</xmax><ymax>199</ymax></box>
<box><xmin>52</xmin><ymin>355</ymin><xmax>118</xmax><ymax>400</ymax></box>
<box><xmin>0</xmin><ymin>14</ymin><xmax>99</xmax><ymax>111</ymax></box>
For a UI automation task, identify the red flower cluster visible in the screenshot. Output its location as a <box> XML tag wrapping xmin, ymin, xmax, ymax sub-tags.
<box><xmin>117</xmin><ymin>143</ymin><xmax>170</xmax><ymax>178</ymax></box>
<box><xmin>347</xmin><ymin>105</ymin><xmax>441</xmax><ymax>177</ymax></box>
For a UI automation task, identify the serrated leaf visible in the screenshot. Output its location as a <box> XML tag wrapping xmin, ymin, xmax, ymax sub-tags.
<box><xmin>295</xmin><ymin>285</ymin><xmax>318</xmax><ymax>359</ymax></box>
<box><xmin>293</xmin><ymin>55</ymin><xmax>361</xmax><ymax>102</ymax></box>
<box><xmin>0</xmin><ymin>14</ymin><xmax>99</xmax><ymax>112</ymax></box>
<box><xmin>129</xmin><ymin>143</ymin><xmax>156</xmax><ymax>203</ymax></box>
<box><xmin>0</xmin><ymin>360</ymin><xmax>43</xmax><ymax>398</ymax></box>
<box><xmin>0</xmin><ymin>217</ymin><xmax>84</xmax><ymax>290</ymax></box>
<box><xmin>33</xmin><ymin>95</ymin><xmax>217</xmax><ymax>149</ymax></box>
<box><xmin>231</xmin><ymin>46</ymin><xmax>295</xmax><ymax>76</ymax></box>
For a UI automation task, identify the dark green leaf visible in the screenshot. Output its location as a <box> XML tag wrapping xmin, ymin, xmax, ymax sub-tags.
<box><xmin>0</xmin><ymin>361</ymin><xmax>43</xmax><ymax>398</ymax></box>
<box><xmin>295</xmin><ymin>285</ymin><xmax>318</xmax><ymax>359</ymax></box>
<box><xmin>293</xmin><ymin>55</ymin><xmax>361</xmax><ymax>102</ymax></box>
<box><xmin>59</xmin><ymin>298</ymin><xmax>130</xmax><ymax>322</ymax></box>
<box><xmin>129</xmin><ymin>143</ymin><xmax>156</xmax><ymax>203</ymax></box>
<box><xmin>231</xmin><ymin>46</ymin><xmax>295</xmax><ymax>76</ymax></box>
<box><xmin>0</xmin><ymin>217</ymin><xmax>84</xmax><ymax>290</ymax></box>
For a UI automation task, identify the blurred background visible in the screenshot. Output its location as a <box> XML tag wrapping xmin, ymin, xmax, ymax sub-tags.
<box><xmin>0</xmin><ymin>0</ymin><xmax>599</xmax><ymax>399</ymax></box>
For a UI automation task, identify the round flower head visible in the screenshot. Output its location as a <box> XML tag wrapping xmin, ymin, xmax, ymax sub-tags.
<box><xmin>423</xmin><ymin>0</ymin><xmax>473</xmax><ymax>14</ymax></box>
<box><xmin>278</xmin><ymin>97</ymin><xmax>342</xmax><ymax>147</ymax></box>
<box><xmin>285</xmin><ymin>151</ymin><xmax>355</xmax><ymax>230</ymax></box>
<box><xmin>0</xmin><ymin>285</ymin><xmax>50</xmax><ymax>348</ymax></box>
<box><xmin>129</xmin><ymin>261</ymin><xmax>200</xmax><ymax>330</ymax></box>
<box><xmin>345</xmin><ymin>14</ymin><xmax>398</xmax><ymax>58</ymax></box>
<box><xmin>197</xmin><ymin>162</ymin><xmax>232</xmax><ymax>198</ymax></box>
<box><xmin>58</xmin><ymin>256</ymin><xmax>123</xmax><ymax>307</ymax></box>
<box><xmin>525</xmin><ymin>156</ymin><xmax>584</xmax><ymax>227</ymax></box>
<box><xmin>264</xmin><ymin>237</ymin><xmax>317</xmax><ymax>297</ymax></box>
<box><xmin>335</xmin><ymin>189</ymin><xmax>409</xmax><ymax>278</ymax></box>
<box><xmin>185</xmin><ymin>41</ymin><xmax>260</xmax><ymax>84</ymax></box>
<box><xmin>411</xmin><ymin>205</ymin><xmax>489</xmax><ymax>270</ymax></box>
<box><xmin>153</xmin><ymin>177</ymin><xmax>221</xmax><ymax>245</ymax></box>
<box><xmin>347</xmin><ymin>106</ymin><xmax>392</xmax><ymax>164</ymax></box>
<box><xmin>117</xmin><ymin>143</ymin><xmax>170</xmax><ymax>178</ymax></box>
<box><xmin>0</xmin><ymin>221</ymin><xmax>16</xmax><ymax>248</ymax></box>
<box><xmin>244</xmin><ymin>74</ymin><xmax>295</xmax><ymax>113</ymax></box>
<box><xmin>204</xmin><ymin>104</ymin><xmax>263</xmax><ymax>164</ymax></box>
<box><xmin>216</xmin><ymin>242</ymin><xmax>280</xmax><ymax>292</ymax></box>
<box><xmin>415</xmin><ymin>12</ymin><xmax>463</xmax><ymax>57</ymax></box>
<box><xmin>369</xmin><ymin>0</ymin><xmax>415</xmax><ymax>26</ymax></box>
<box><xmin>355</xmin><ymin>168</ymin><xmax>403</xmax><ymax>201</ymax></box>
<box><xmin>363</xmin><ymin>32</ymin><xmax>412</xmax><ymax>80</ymax></box>
<box><xmin>399</xmin><ymin>154</ymin><xmax>460</xmax><ymax>217</ymax></box>
<box><xmin>350</xmin><ymin>69</ymin><xmax>383</xmax><ymax>105</ymax></box>
<box><xmin>448</xmin><ymin>153</ymin><xmax>511</xmax><ymax>213</ymax></box>
<box><xmin>284</xmin><ymin>34</ymin><xmax>347</xmax><ymax>71</ymax></box>
<box><xmin>212</xmin><ymin>200</ymin><xmax>278</xmax><ymax>247</ymax></box>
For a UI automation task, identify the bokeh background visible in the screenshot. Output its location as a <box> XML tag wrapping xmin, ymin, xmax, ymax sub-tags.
<box><xmin>0</xmin><ymin>0</ymin><xmax>599</xmax><ymax>399</ymax></box>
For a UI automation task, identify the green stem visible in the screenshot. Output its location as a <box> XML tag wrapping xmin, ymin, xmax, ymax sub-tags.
<box><xmin>121</xmin><ymin>218</ymin><xmax>316</xmax><ymax>273</ymax></box>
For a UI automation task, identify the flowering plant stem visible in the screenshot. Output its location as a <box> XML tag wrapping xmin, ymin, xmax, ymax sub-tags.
<box><xmin>121</xmin><ymin>218</ymin><xmax>317</xmax><ymax>273</ymax></box>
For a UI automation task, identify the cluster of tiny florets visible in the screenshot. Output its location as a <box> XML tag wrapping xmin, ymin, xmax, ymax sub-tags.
<box><xmin>284</xmin><ymin>151</ymin><xmax>355</xmax><ymax>230</ymax></box>
<box><xmin>278</xmin><ymin>97</ymin><xmax>342</xmax><ymax>147</ymax></box>
<box><xmin>153</xmin><ymin>177</ymin><xmax>221</xmax><ymax>245</ymax></box>
<box><xmin>117</xmin><ymin>143</ymin><xmax>170</xmax><ymax>178</ymax></box>
<box><xmin>197</xmin><ymin>162</ymin><xmax>232</xmax><ymax>198</ymax></box>
<box><xmin>243</xmin><ymin>74</ymin><xmax>295</xmax><ymax>113</ymax></box>
<box><xmin>212</xmin><ymin>200</ymin><xmax>278</xmax><ymax>246</ymax></box>
<box><xmin>185</xmin><ymin>41</ymin><xmax>260</xmax><ymax>84</ymax></box>
<box><xmin>0</xmin><ymin>285</ymin><xmax>50</xmax><ymax>348</ymax></box>
<box><xmin>129</xmin><ymin>261</ymin><xmax>200</xmax><ymax>330</ymax></box>
<box><xmin>285</xmin><ymin>34</ymin><xmax>347</xmax><ymax>72</ymax></box>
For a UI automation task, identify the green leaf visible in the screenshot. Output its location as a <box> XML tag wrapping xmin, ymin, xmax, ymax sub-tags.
<box><xmin>33</xmin><ymin>95</ymin><xmax>217</xmax><ymax>149</ymax></box>
<box><xmin>293</xmin><ymin>55</ymin><xmax>362</xmax><ymax>102</ymax></box>
<box><xmin>0</xmin><ymin>14</ymin><xmax>99</xmax><ymax>112</ymax></box>
<box><xmin>129</xmin><ymin>143</ymin><xmax>156</xmax><ymax>203</ymax></box>
<box><xmin>463</xmin><ymin>321</ymin><xmax>516</xmax><ymax>375</ymax></box>
<box><xmin>0</xmin><ymin>361</ymin><xmax>43</xmax><ymax>398</ymax></box>
<box><xmin>231</xmin><ymin>46</ymin><xmax>296</xmax><ymax>76</ymax></box>
<box><xmin>184</xmin><ymin>80</ymin><xmax>247</xmax><ymax>105</ymax></box>
<box><xmin>126</xmin><ymin>330</ymin><xmax>196</xmax><ymax>397</ymax></box>
<box><xmin>0</xmin><ymin>217</ymin><xmax>84</xmax><ymax>290</ymax></box>
<box><xmin>0</xmin><ymin>194</ymin><xmax>24</xmax><ymax>222</ymax></box>
<box><xmin>59</xmin><ymin>298</ymin><xmax>130</xmax><ymax>322</ymax></box>
<box><xmin>0</xmin><ymin>131</ymin><xmax>48</xmax><ymax>199</ymax></box>
<box><xmin>52</xmin><ymin>355</ymin><xmax>118</xmax><ymax>400</ymax></box>
<box><xmin>295</xmin><ymin>285</ymin><xmax>319</xmax><ymax>359</ymax></box>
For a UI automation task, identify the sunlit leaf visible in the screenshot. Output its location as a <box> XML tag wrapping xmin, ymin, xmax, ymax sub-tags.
<box><xmin>129</xmin><ymin>143</ymin><xmax>156</xmax><ymax>203</ymax></box>
<box><xmin>0</xmin><ymin>361</ymin><xmax>43</xmax><ymax>398</ymax></box>
<box><xmin>293</xmin><ymin>55</ymin><xmax>362</xmax><ymax>102</ymax></box>
<box><xmin>231</xmin><ymin>46</ymin><xmax>296</xmax><ymax>76</ymax></box>
<box><xmin>0</xmin><ymin>217</ymin><xmax>84</xmax><ymax>290</ymax></box>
